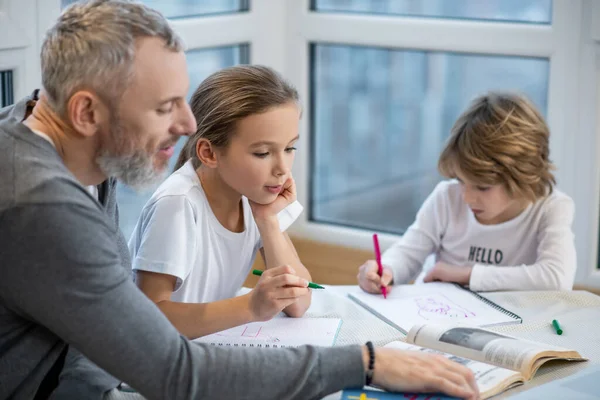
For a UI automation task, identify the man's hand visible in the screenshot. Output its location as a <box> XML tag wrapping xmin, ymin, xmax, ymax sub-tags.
<box><xmin>364</xmin><ymin>346</ymin><xmax>479</xmax><ymax>400</ymax></box>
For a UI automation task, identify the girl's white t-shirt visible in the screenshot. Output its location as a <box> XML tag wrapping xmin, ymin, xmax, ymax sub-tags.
<box><xmin>382</xmin><ymin>180</ymin><xmax>576</xmax><ymax>291</ymax></box>
<box><xmin>129</xmin><ymin>160</ymin><xmax>303</xmax><ymax>303</ymax></box>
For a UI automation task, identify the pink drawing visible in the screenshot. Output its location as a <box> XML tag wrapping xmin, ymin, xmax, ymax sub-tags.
<box><xmin>240</xmin><ymin>326</ymin><xmax>261</xmax><ymax>338</ymax></box>
<box><xmin>414</xmin><ymin>294</ymin><xmax>476</xmax><ymax>320</ymax></box>
<box><xmin>214</xmin><ymin>325</ymin><xmax>281</xmax><ymax>342</ymax></box>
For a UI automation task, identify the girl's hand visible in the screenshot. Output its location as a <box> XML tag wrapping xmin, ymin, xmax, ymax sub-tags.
<box><xmin>249</xmin><ymin>176</ymin><xmax>296</xmax><ymax>223</ymax></box>
<box><xmin>246</xmin><ymin>265</ymin><xmax>309</xmax><ymax>321</ymax></box>
<box><xmin>423</xmin><ymin>262</ymin><xmax>473</xmax><ymax>285</ymax></box>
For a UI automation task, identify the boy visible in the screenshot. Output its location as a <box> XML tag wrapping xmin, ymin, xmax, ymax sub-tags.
<box><xmin>358</xmin><ymin>93</ymin><xmax>576</xmax><ymax>292</ymax></box>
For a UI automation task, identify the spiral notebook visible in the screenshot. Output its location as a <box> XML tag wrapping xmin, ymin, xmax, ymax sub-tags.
<box><xmin>192</xmin><ymin>318</ymin><xmax>342</xmax><ymax>348</ymax></box>
<box><xmin>348</xmin><ymin>282</ymin><xmax>521</xmax><ymax>334</ymax></box>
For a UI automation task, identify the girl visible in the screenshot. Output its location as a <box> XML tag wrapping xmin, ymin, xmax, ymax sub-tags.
<box><xmin>358</xmin><ymin>92</ymin><xmax>576</xmax><ymax>293</ymax></box>
<box><xmin>129</xmin><ymin>65</ymin><xmax>312</xmax><ymax>339</ymax></box>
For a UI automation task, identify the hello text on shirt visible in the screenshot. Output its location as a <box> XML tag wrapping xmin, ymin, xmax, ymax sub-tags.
<box><xmin>468</xmin><ymin>246</ymin><xmax>504</xmax><ymax>265</ymax></box>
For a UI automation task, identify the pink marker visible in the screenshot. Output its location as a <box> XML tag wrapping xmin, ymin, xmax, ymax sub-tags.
<box><xmin>372</xmin><ymin>233</ymin><xmax>387</xmax><ymax>299</ymax></box>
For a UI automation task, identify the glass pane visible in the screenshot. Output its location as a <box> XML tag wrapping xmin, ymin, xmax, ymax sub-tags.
<box><xmin>311</xmin><ymin>0</ymin><xmax>552</xmax><ymax>24</ymax></box>
<box><xmin>141</xmin><ymin>0</ymin><xmax>248</xmax><ymax>18</ymax></box>
<box><xmin>62</xmin><ymin>0</ymin><xmax>249</xmax><ymax>18</ymax></box>
<box><xmin>0</xmin><ymin>70</ymin><xmax>14</xmax><ymax>108</ymax></box>
<box><xmin>117</xmin><ymin>44</ymin><xmax>249</xmax><ymax>240</ymax></box>
<box><xmin>310</xmin><ymin>44</ymin><xmax>549</xmax><ymax>234</ymax></box>
<box><xmin>61</xmin><ymin>0</ymin><xmax>77</xmax><ymax>8</ymax></box>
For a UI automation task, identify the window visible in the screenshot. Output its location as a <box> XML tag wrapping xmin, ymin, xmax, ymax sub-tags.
<box><xmin>311</xmin><ymin>0</ymin><xmax>552</xmax><ymax>24</ymax></box>
<box><xmin>62</xmin><ymin>0</ymin><xmax>249</xmax><ymax>17</ymax></box>
<box><xmin>140</xmin><ymin>0</ymin><xmax>249</xmax><ymax>19</ymax></box>
<box><xmin>287</xmin><ymin>0</ymin><xmax>587</xmax><ymax>258</ymax></box>
<box><xmin>116</xmin><ymin>45</ymin><xmax>249</xmax><ymax>239</ymax></box>
<box><xmin>186</xmin><ymin>45</ymin><xmax>250</xmax><ymax>99</ymax></box>
<box><xmin>0</xmin><ymin>70</ymin><xmax>14</xmax><ymax>107</ymax></box>
<box><xmin>310</xmin><ymin>44</ymin><xmax>548</xmax><ymax>234</ymax></box>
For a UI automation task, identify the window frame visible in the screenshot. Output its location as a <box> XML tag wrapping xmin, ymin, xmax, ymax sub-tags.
<box><xmin>566</xmin><ymin>0</ymin><xmax>600</xmax><ymax>287</ymax></box>
<box><xmin>309</xmin><ymin>0</ymin><xmax>554</xmax><ymax>25</ymax></box>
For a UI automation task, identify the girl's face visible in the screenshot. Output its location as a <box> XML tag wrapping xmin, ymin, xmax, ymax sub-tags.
<box><xmin>215</xmin><ymin>102</ymin><xmax>300</xmax><ymax>204</ymax></box>
<box><xmin>455</xmin><ymin>171</ymin><xmax>529</xmax><ymax>225</ymax></box>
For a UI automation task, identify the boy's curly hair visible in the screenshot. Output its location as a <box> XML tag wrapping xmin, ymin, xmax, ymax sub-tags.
<box><xmin>438</xmin><ymin>92</ymin><xmax>555</xmax><ymax>202</ymax></box>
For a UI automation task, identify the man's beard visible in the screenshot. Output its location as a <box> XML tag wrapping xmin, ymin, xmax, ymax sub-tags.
<box><xmin>96</xmin><ymin>120</ymin><xmax>167</xmax><ymax>191</ymax></box>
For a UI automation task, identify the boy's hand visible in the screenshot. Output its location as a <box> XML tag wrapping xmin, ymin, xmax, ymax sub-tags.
<box><xmin>249</xmin><ymin>176</ymin><xmax>296</xmax><ymax>224</ymax></box>
<box><xmin>247</xmin><ymin>265</ymin><xmax>309</xmax><ymax>321</ymax></box>
<box><xmin>423</xmin><ymin>262</ymin><xmax>473</xmax><ymax>285</ymax></box>
<box><xmin>357</xmin><ymin>260</ymin><xmax>393</xmax><ymax>294</ymax></box>
<box><xmin>365</xmin><ymin>347</ymin><xmax>479</xmax><ymax>400</ymax></box>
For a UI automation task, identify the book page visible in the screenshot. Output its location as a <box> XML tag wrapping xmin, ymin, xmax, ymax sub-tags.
<box><xmin>348</xmin><ymin>283</ymin><xmax>519</xmax><ymax>333</ymax></box>
<box><xmin>193</xmin><ymin>318</ymin><xmax>342</xmax><ymax>348</ymax></box>
<box><xmin>384</xmin><ymin>341</ymin><xmax>522</xmax><ymax>399</ymax></box>
<box><xmin>406</xmin><ymin>323</ymin><xmax>579</xmax><ymax>377</ymax></box>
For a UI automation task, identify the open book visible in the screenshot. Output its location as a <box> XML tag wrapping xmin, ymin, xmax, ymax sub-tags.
<box><xmin>192</xmin><ymin>318</ymin><xmax>342</xmax><ymax>348</ymax></box>
<box><xmin>384</xmin><ymin>323</ymin><xmax>586</xmax><ymax>399</ymax></box>
<box><xmin>348</xmin><ymin>282</ymin><xmax>521</xmax><ymax>334</ymax></box>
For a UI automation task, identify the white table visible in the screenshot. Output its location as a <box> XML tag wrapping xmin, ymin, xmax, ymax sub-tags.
<box><xmin>321</xmin><ymin>286</ymin><xmax>600</xmax><ymax>399</ymax></box>
<box><xmin>108</xmin><ymin>286</ymin><xmax>600</xmax><ymax>399</ymax></box>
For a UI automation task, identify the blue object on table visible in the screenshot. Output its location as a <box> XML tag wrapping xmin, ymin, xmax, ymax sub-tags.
<box><xmin>341</xmin><ymin>389</ymin><xmax>460</xmax><ymax>400</ymax></box>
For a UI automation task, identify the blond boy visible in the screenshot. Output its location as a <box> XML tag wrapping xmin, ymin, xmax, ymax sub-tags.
<box><xmin>359</xmin><ymin>93</ymin><xmax>576</xmax><ymax>292</ymax></box>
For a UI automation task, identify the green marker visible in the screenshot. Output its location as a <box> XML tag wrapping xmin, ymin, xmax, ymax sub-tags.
<box><xmin>252</xmin><ymin>269</ymin><xmax>325</xmax><ymax>289</ymax></box>
<box><xmin>552</xmin><ymin>319</ymin><xmax>563</xmax><ymax>335</ymax></box>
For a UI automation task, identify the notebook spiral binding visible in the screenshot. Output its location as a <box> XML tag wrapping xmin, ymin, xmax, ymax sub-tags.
<box><xmin>454</xmin><ymin>283</ymin><xmax>522</xmax><ymax>322</ymax></box>
<box><xmin>209</xmin><ymin>343</ymin><xmax>291</xmax><ymax>348</ymax></box>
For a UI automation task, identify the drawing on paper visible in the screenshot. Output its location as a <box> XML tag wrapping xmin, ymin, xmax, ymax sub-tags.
<box><xmin>413</xmin><ymin>294</ymin><xmax>476</xmax><ymax>320</ymax></box>
<box><xmin>215</xmin><ymin>325</ymin><xmax>281</xmax><ymax>343</ymax></box>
